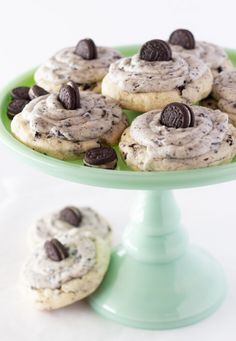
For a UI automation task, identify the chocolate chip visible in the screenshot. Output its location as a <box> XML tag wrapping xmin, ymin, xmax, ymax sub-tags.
<box><xmin>74</xmin><ymin>38</ymin><xmax>97</xmax><ymax>60</ymax></box>
<box><xmin>84</xmin><ymin>147</ymin><xmax>117</xmax><ymax>169</ymax></box>
<box><xmin>11</xmin><ymin>86</ymin><xmax>30</xmax><ymax>100</ymax></box>
<box><xmin>58</xmin><ymin>82</ymin><xmax>80</xmax><ymax>110</ymax></box>
<box><xmin>160</xmin><ymin>102</ymin><xmax>195</xmax><ymax>128</ymax></box>
<box><xmin>217</xmin><ymin>66</ymin><xmax>223</xmax><ymax>73</ymax></box>
<box><xmin>139</xmin><ymin>39</ymin><xmax>172</xmax><ymax>62</ymax></box>
<box><xmin>7</xmin><ymin>99</ymin><xmax>29</xmax><ymax>119</ymax></box>
<box><xmin>44</xmin><ymin>239</ymin><xmax>68</xmax><ymax>262</ymax></box>
<box><xmin>29</xmin><ymin>85</ymin><xmax>48</xmax><ymax>99</ymax></box>
<box><xmin>169</xmin><ymin>29</ymin><xmax>195</xmax><ymax>50</ymax></box>
<box><xmin>59</xmin><ymin>207</ymin><xmax>82</xmax><ymax>227</ymax></box>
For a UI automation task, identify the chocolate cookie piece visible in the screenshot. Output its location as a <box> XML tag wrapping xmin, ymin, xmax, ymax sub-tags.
<box><xmin>44</xmin><ymin>239</ymin><xmax>68</xmax><ymax>262</ymax></box>
<box><xmin>11</xmin><ymin>86</ymin><xmax>30</xmax><ymax>100</ymax></box>
<box><xmin>29</xmin><ymin>85</ymin><xmax>48</xmax><ymax>99</ymax></box>
<box><xmin>84</xmin><ymin>147</ymin><xmax>118</xmax><ymax>169</ymax></box>
<box><xmin>59</xmin><ymin>207</ymin><xmax>82</xmax><ymax>227</ymax></box>
<box><xmin>74</xmin><ymin>38</ymin><xmax>97</xmax><ymax>60</ymax></box>
<box><xmin>169</xmin><ymin>29</ymin><xmax>195</xmax><ymax>50</ymax></box>
<box><xmin>139</xmin><ymin>39</ymin><xmax>172</xmax><ymax>62</ymax></box>
<box><xmin>7</xmin><ymin>99</ymin><xmax>29</xmax><ymax>120</ymax></box>
<box><xmin>58</xmin><ymin>82</ymin><xmax>80</xmax><ymax>110</ymax></box>
<box><xmin>160</xmin><ymin>102</ymin><xmax>195</xmax><ymax>128</ymax></box>
<box><xmin>66</xmin><ymin>81</ymin><xmax>81</xmax><ymax>108</ymax></box>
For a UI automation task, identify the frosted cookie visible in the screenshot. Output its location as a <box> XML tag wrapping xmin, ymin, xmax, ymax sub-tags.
<box><xmin>29</xmin><ymin>206</ymin><xmax>112</xmax><ymax>247</ymax></box>
<box><xmin>35</xmin><ymin>38</ymin><xmax>121</xmax><ymax>93</ymax></box>
<box><xmin>11</xmin><ymin>82</ymin><xmax>128</xmax><ymax>160</ymax></box>
<box><xmin>119</xmin><ymin>102</ymin><xmax>236</xmax><ymax>171</ymax></box>
<box><xmin>21</xmin><ymin>230</ymin><xmax>110</xmax><ymax>310</ymax></box>
<box><xmin>102</xmin><ymin>39</ymin><xmax>213</xmax><ymax>112</ymax></box>
<box><xmin>169</xmin><ymin>29</ymin><xmax>233</xmax><ymax>78</ymax></box>
<box><xmin>212</xmin><ymin>70</ymin><xmax>236</xmax><ymax>125</ymax></box>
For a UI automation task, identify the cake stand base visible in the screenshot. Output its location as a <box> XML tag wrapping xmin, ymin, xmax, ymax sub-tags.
<box><xmin>89</xmin><ymin>190</ymin><xmax>226</xmax><ymax>329</ymax></box>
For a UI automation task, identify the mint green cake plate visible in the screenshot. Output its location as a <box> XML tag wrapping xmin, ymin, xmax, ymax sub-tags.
<box><xmin>0</xmin><ymin>46</ymin><xmax>236</xmax><ymax>330</ymax></box>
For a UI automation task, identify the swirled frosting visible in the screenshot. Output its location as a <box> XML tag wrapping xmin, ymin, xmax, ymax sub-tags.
<box><xmin>30</xmin><ymin>207</ymin><xmax>111</xmax><ymax>244</ymax></box>
<box><xmin>35</xmin><ymin>46</ymin><xmax>121</xmax><ymax>86</ymax></box>
<box><xmin>23</xmin><ymin>230</ymin><xmax>96</xmax><ymax>289</ymax></box>
<box><xmin>21</xmin><ymin>92</ymin><xmax>123</xmax><ymax>141</ymax></box>
<box><xmin>170</xmin><ymin>41</ymin><xmax>232</xmax><ymax>72</ymax></box>
<box><xmin>212</xmin><ymin>70</ymin><xmax>236</xmax><ymax>114</ymax></box>
<box><xmin>107</xmin><ymin>53</ymin><xmax>208</xmax><ymax>93</ymax></box>
<box><xmin>130</xmin><ymin>106</ymin><xmax>229</xmax><ymax>161</ymax></box>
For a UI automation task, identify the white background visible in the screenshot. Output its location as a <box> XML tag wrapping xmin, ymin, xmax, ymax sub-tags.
<box><xmin>1</xmin><ymin>0</ymin><xmax>236</xmax><ymax>340</ymax></box>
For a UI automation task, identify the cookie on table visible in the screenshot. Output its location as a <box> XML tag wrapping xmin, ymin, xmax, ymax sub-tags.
<box><xmin>212</xmin><ymin>70</ymin><xmax>236</xmax><ymax>126</ymax></box>
<box><xmin>169</xmin><ymin>29</ymin><xmax>233</xmax><ymax>78</ymax></box>
<box><xmin>29</xmin><ymin>206</ymin><xmax>112</xmax><ymax>247</ymax></box>
<box><xmin>11</xmin><ymin>82</ymin><xmax>128</xmax><ymax>160</ymax></box>
<box><xmin>21</xmin><ymin>230</ymin><xmax>110</xmax><ymax>310</ymax></box>
<box><xmin>119</xmin><ymin>102</ymin><xmax>236</xmax><ymax>171</ymax></box>
<box><xmin>102</xmin><ymin>39</ymin><xmax>213</xmax><ymax>112</ymax></box>
<box><xmin>34</xmin><ymin>38</ymin><xmax>122</xmax><ymax>93</ymax></box>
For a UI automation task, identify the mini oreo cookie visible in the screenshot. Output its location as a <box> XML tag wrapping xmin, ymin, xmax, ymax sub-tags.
<box><xmin>74</xmin><ymin>38</ymin><xmax>97</xmax><ymax>60</ymax></box>
<box><xmin>11</xmin><ymin>86</ymin><xmax>30</xmax><ymax>100</ymax></box>
<box><xmin>59</xmin><ymin>206</ymin><xmax>82</xmax><ymax>227</ymax></box>
<box><xmin>169</xmin><ymin>29</ymin><xmax>195</xmax><ymax>50</ymax></box>
<box><xmin>160</xmin><ymin>102</ymin><xmax>195</xmax><ymax>129</ymax></box>
<box><xmin>84</xmin><ymin>147</ymin><xmax>118</xmax><ymax>169</ymax></box>
<box><xmin>29</xmin><ymin>85</ymin><xmax>48</xmax><ymax>100</ymax></box>
<box><xmin>44</xmin><ymin>238</ymin><xmax>68</xmax><ymax>262</ymax></box>
<box><xmin>139</xmin><ymin>39</ymin><xmax>172</xmax><ymax>62</ymax></box>
<box><xmin>58</xmin><ymin>82</ymin><xmax>80</xmax><ymax>110</ymax></box>
<box><xmin>7</xmin><ymin>99</ymin><xmax>29</xmax><ymax>120</ymax></box>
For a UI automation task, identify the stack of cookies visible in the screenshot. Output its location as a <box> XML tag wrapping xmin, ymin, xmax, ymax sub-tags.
<box><xmin>22</xmin><ymin>205</ymin><xmax>112</xmax><ymax>310</ymax></box>
<box><xmin>7</xmin><ymin>32</ymin><xmax>236</xmax><ymax>171</ymax></box>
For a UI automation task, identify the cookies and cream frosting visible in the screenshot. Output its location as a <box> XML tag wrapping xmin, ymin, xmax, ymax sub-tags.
<box><xmin>129</xmin><ymin>106</ymin><xmax>231</xmax><ymax>161</ymax></box>
<box><xmin>30</xmin><ymin>207</ymin><xmax>111</xmax><ymax>244</ymax></box>
<box><xmin>21</xmin><ymin>92</ymin><xmax>123</xmax><ymax>142</ymax></box>
<box><xmin>23</xmin><ymin>230</ymin><xmax>96</xmax><ymax>289</ymax></box>
<box><xmin>212</xmin><ymin>70</ymin><xmax>236</xmax><ymax>115</ymax></box>
<box><xmin>170</xmin><ymin>41</ymin><xmax>232</xmax><ymax>72</ymax></box>
<box><xmin>35</xmin><ymin>46</ymin><xmax>121</xmax><ymax>87</ymax></box>
<box><xmin>107</xmin><ymin>53</ymin><xmax>209</xmax><ymax>93</ymax></box>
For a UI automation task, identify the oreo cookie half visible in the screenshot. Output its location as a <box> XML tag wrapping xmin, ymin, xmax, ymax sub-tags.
<box><xmin>139</xmin><ymin>39</ymin><xmax>172</xmax><ymax>62</ymax></box>
<box><xmin>160</xmin><ymin>102</ymin><xmax>195</xmax><ymax>128</ymax></box>
<box><xmin>84</xmin><ymin>147</ymin><xmax>118</xmax><ymax>169</ymax></box>
<box><xmin>169</xmin><ymin>29</ymin><xmax>195</xmax><ymax>50</ymax></box>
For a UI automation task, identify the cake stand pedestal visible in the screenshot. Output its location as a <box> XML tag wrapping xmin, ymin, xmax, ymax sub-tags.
<box><xmin>1</xmin><ymin>45</ymin><xmax>236</xmax><ymax>330</ymax></box>
<box><xmin>89</xmin><ymin>190</ymin><xmax>225</xmax><ymax>329</ymax></box>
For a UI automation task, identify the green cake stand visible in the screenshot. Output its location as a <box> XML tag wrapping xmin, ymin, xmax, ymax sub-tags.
<box><xmin>1</xmin><ymin>46</ymin><xmax>236</xmax><ymax>330</ymax></box>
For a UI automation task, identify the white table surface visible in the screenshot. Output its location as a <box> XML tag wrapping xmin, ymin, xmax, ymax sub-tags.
<box><xmin>1</xmin><ymin>0</ymin><xmax>236</xmax><ymax>339</ymax></box>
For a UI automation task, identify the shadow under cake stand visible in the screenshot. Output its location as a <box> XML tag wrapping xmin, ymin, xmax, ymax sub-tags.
<box><xmin>1</xmin><ymin>46</ymin><xmax>236</xmax><ymax>330</ymax></box>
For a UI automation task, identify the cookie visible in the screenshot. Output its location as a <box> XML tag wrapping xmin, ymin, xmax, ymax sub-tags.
<box><xmin>28</xmin><ymin>206</ymin><xmax>112</xmax><ymax>247</ymax></box>
<box><xmin>119</xmin><ymin>104</ymin><xmax>236</xmax><ymax>171</ymax></box>
<box><xmin>28</xmin><ymin>85</ymin><xmax>48</xmax><ymax>99</ymax></box>
<box><xmin>34</xmin><ymin>39</ymin><xmax>121</xmax><ymax>93</ymax></box>
<box><xmin>11</xmin><ymin>91</ymin><xmax>128</xmax><ymax>160</ymax></box>
<box><xmin>21</xmin><ymin>230</ymin><xmax>110</xmax><ymax>310</ymax></box>
<box><xmin>102</xmin><ymin>40</ymin><xmax>213</xmax><ymax>112</ymax></box>
<box><xmin>7</xmin><ymin>99</ymin><xmax>30</xmax><ymax>120</ymax></box>
<box><xmin>84</xmin><ymin>147</ymin><xmax>117</xmax><ymax>169</ymax></box>
<box><xmin>212</xmin><ymin>70</ymin><xmax>236</xmax><ymax>126</ymax></box>
<box><xmin>169</xmin><ymin>29</ymin><xmax>233</xmax><ymax>78</ymax></box>
<box><xmin>11</xmin><ymin>87</ymin><xmax>30</xmax><ymax>100</ymax></box>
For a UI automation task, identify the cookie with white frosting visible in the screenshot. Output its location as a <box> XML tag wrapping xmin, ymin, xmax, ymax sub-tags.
<box><xmin>29</xmin><ymin>206</ymin><xmax>112</xmax><ymax>247</ymax></box>
<box><xmin>21</xmin><ymin>229</ymin><xmax>110</xmax><ymax>310</ymax></box>
<box><xmin>102</xmin><ymin>39</ymin><xmax>213</xmax><ymax>112</ymax></box>
<box><xmin>35</xmin><ymin>38</ymin><xmax>121</xmax><ymax>93</ymax></box>
<box><xmin>212</xmin><ymin>70</ymin><xmax>236</xmax><ymax>125</ymax></box>
<box><xmin>11</xmin><ymin>85</ymin><xmax>128</xmax><ymax>160</ymax></box>
<box><xmin>169</xmin><ymin>29</ymin><xmax>233</xmax><ymax>78</ymax></box>
<box><xmin>119</xmin><ymin>103</ymin><xmax>236</xmax><ymax>171</ymax></box>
